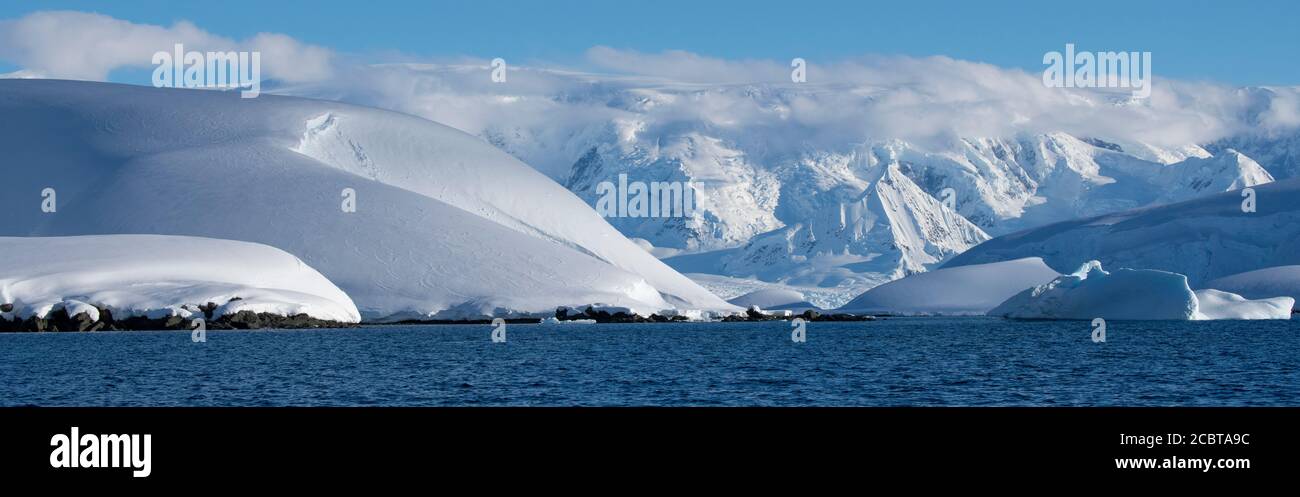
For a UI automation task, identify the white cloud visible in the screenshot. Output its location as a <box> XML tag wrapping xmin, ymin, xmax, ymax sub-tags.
<box><xmin>585</xmin><ymin>46</ymin><xmax>789</xmax><ymax>84</ymax></box>
<box><xmin>264</xmin><ymin>48</ymin><xmax>1299</xmax><ymax>180</ymax></box>
<box><xmin>2</xmin><ymin>13</ymin><xmax>1296</xmax><ymax>172</ymax></box>
<box><xmin>0</xmin><ymin>10</ymin><xmax>333</xmax><ymax>82</ymax></box>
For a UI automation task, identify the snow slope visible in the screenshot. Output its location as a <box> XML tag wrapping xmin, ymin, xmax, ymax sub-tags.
<box><xmin>838</xmin><ymin>258</ymin><xmax>1061</xmax><ymax>316</ymax></box>
<box><xmin>676</xmin><ymin>272</ymin><xmax>857</xmax><ymax>310</ymax></box>
<box><xmin>0</xmin><ymin>235</ymin><xmax>359</xmax><ymax>323</ymax></box>
<box><xmin>0</xmin><ymin>79</ymin><xmax>735</xmax><ymax>320</ymax></box>
<box><xmin>947</xmin><ymin>178</ymin><xmax>1300</xmax><ymax>287</ymax></box>
<box><xmin>1204</xmin><ymin>266</ymin><xmax>1300</xmax><ymax>311</ymax></box>
<box><xmin>726</xmin><ymin>289</ymin><xmax>818</xmax><ymax>311</ymax></box>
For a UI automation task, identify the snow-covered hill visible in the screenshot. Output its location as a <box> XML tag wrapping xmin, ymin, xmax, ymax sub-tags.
<box><xmin>838</xmin><ymin>258</ymin><xmax>1061</xmax><ymax>316</ymax></box>
<box><xmin>1206</xmin><ymin>87</ymin><xmax>1300</xmax><ymax>180</ymax></box>
<box><xmin>0</xmin><ymin>235</ymin><xmax>360</xmax><ymax>325</ymax></box>
<box><xmin>0</xmin><ymin>79</ymin><xmax>735</xmax><ymax>320</ymax></box>
<box><xmin>946</xmin><ymin>178</ymin><xmax>1300</xmax><ymax>287</ymax></box>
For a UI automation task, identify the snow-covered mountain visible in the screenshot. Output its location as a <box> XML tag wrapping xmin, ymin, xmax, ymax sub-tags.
<box><xmin>271</xmin><ymin>65</ymin><xmax>1295</xmax><ymax>303</ymax></box>
<box><xmin>663</xmin><ymin>161</ymin><xmax>990</xmax><ymax>294</ymax></box>
<box><xmin>0</xmin><ymin>79</ymin><xmax>736</xmax><ymax>320</ymax></box>
<box><xmin>1206</xmin><ymin>86</ymin><xmax>1300</xmax><ymax>180</ymax></box>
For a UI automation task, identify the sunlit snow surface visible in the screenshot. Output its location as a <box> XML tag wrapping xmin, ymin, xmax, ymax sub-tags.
<box><xmin>1205</xmin><ymin>266</ymin><xmax>1300</xmax><ymax>311</ymax></box>
<box><xmin>0</xmin><ymin>235</ymin><xmax>360</xmax><ymax>323</ymax></box>
<box><xmin>0</xmin><ymin>80</ymin><xmax>736</xmax><ymax>321</ymax></box>
<box><xmin>838</xmin><ymin>258</ymin><xmax>1061</xmax><ymax>316</ymax></box>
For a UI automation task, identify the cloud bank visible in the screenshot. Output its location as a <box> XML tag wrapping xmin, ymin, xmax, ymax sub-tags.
<box><xmin>3</xmin><ymin>12</ymin><xmax>1297</xmax><ymax>178</ymax></box>
<box><xmin>0</xmin><ymin>11</ymin><xmax>333</xmax><ymax>82</ymax></box>
<box><xmin>259</xmin><ymin>47</ymin><xmax>1299</xmax><ymax>179</ymax></box>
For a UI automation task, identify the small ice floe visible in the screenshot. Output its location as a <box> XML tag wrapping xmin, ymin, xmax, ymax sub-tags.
<box><xmin>540</xmin><ymin>317</ymin><xmax>597</xmax><ymax>325</ymax></box>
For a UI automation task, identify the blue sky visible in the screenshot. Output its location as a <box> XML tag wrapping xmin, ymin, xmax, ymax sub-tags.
<box><xmin>2</xmin><ymin>0</ymin><xmax>1298</xmax><ymax>85</ymax></box>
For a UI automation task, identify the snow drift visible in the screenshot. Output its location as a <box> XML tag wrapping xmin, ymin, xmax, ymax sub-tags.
<box><xmin>0</xmin><ymin>79</ymin><xmax>735</xmax><ymax>320</ymax></box>
<box><xmin>988</xmin><ymin>261</ymin><xmax>1292</xmax><ymax>320</ymax></box>
<box><xmin>0</xmin><ymin>235</ymin><xmax>360</xmax><ymax>324</ymax></box>
<box><xmin>838</xmin><ymin>258</ymin><xmax>1061</xmax><ymax>315</ymax></box>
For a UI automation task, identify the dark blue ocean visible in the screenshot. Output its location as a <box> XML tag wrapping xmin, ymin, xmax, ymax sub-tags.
<box><xmin>2</xmin><ymin>317</ymin><xmax>1297</xmax><ymax>406</ymax></box>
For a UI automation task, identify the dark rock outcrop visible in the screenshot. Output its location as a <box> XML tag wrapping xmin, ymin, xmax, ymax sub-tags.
<box><xmin>0</xmin><ymin>303</ymin><xmax>355</xmax><ymax>332</ymax></box>
<box><xmin>554</xmin><ymin>306</ymin><xmax>688</xmax><ymax>323</ymax></box>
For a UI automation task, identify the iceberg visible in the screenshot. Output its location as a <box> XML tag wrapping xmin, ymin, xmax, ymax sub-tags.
<box><xmin>1204</xmin><ymin>266</ymin><xmax>1300</xmax><ymax>312</ymax></box>
<box><xmin>988</xmin><ymin>261</ymin><xmax>1292</xmax><ymax>320</ymax></box>
<box><xmin>1192</xmin><ymin>289</ymin><xmax>1294</xmax><ymax>320</ymax></box>
<box><xmin>946</xmin><ymin>178</ymin><xmax>1300</xmax><ymax>288</ymax></box>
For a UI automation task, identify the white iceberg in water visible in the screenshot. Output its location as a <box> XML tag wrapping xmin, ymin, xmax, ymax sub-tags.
<box><xmin>988</xmin><ymin>261</ymin><xmax>1292</xmax><ymax>320</ymax></box>
<box><xmin>0</xmin><ymin>235</ymin><xmax>361</xmax><ymax>325</ymax></box>
<box><xmin>1192</xmin><ymin>289</ymin><xmax>1295</xmax><ymax>320</ymax></box>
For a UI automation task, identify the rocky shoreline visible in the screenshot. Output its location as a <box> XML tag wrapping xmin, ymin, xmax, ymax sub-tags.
<box><xmin>1</xmin><ymin>303</ymin><xmax>877</xmax><ymax>331</ymax></box>
<box><xmin>385</xmin><ymin>306</ymin><xmax>878</xmax><ymax>325</ymax></box>
<box><xmin>0</xmin><ymin>303</ymin><xmax>356</xmax><ymax>332</ymax></box>
<box><xmin>720</xmin><ymin>308</ymin><xmax>877</xmax><ymax>322</ymax></box>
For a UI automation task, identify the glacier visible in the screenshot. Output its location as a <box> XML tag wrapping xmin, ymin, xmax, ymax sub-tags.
<box><xmin>0</xmin><ymin>79</ymin><xmax>736</xmax><ymax>321</ymax></box>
